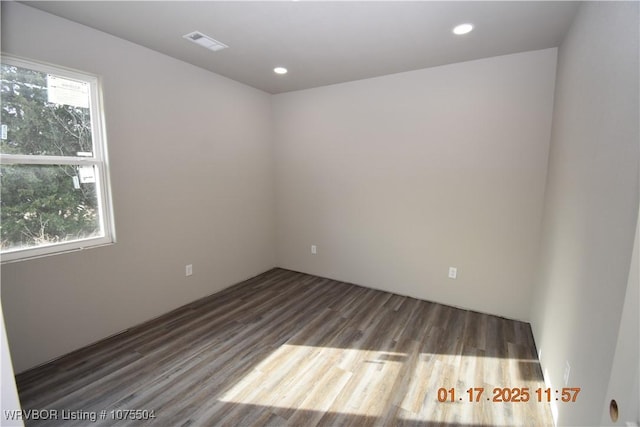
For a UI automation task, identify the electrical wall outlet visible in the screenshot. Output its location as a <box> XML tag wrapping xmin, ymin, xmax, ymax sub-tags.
<box><xmin>185</xmin><ymin>264</ymin><xmax>193</xmax><ymax>277</ymax></box>
<box><xmin>448</xmin><ymin>267</ymin><xmax>457</xmax><ymax>279</ymax></box>
<box><xmin>311</xmin><ymin>245</ymin><xmax>317</xmax><ymax>255</ymax></box>
<box><xmin>563</xmin><ymin>361</ymin><xmax>570</xmax><ymax>385</ymax></box>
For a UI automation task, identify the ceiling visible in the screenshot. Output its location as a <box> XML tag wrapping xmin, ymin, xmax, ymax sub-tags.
<box><xmin>23</xmin><ymin>1</ymin><xmax>580</xmax><ymax>94</ymax></box>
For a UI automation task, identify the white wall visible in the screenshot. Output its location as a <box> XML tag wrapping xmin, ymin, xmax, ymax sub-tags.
<box><xmin>530</xmin><ymin>2</ymin><xmax>639</xmax><ymax>426</ymax></box>
<box><xmin>601</xmin><ymin>209</ymin><xmax>639</xmax><ymax>426</ymax></box>
<box><xmin>0</xmin><ymin>2</ymin><xmax>276</xmax><ymax>373</ymax></box>
<box><xmin>273</xmin><ymin>49</ymin><xmax>557</xmax><ymax>321</ymax></box>
<box><xmin>1</xmin><ymin>305</ymin><xmax>23</xmax><ymax>427</ymax></box>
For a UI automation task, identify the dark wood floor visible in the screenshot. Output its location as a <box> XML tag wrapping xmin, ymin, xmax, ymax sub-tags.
<box><xmin>15</xmin><ymin>268</ymin><xmax>552</xmax><ymax>426</ymax></box>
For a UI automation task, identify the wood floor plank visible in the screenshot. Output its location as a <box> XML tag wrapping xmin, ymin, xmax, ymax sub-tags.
<box><xmin>14</xmin><ymin>268</ymin><xmax>553</xmax><ymax>426</ymax></box>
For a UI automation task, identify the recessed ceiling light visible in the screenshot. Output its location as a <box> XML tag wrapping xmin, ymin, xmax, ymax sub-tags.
<box><xmin>453</xmin><ymin>23</ymin><xmax>474</xmax><ymax>35</ymax></box>
<box><xmin>274</xmin><ymin>67</ymin><xmax>288</xmax><ymax>75</ymax></box>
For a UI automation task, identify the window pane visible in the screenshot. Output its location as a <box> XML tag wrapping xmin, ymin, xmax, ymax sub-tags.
<box><xmin>0</xmin><ymin>64</ymin><xmax>94</xmax><ymax>157</ymax></box>
<box><xmin>0</xmin><ymin>164</ymin><xmax>103</xmax><ymax>252</ymax></box>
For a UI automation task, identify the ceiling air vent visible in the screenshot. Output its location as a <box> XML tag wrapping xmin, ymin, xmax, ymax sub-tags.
<box><xmin>183</xmin><ymin>31</ymin><xmax>228</xmax><ymax>52</ymax></box>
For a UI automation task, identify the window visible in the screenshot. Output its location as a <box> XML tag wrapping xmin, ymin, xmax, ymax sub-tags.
<box><xmin>1</xmin><ymin>56</ymin><xmax>114</xmax><ymax>262</ymax></box>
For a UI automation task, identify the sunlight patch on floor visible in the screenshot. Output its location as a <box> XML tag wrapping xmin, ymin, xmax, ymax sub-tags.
<box><xmin>219</xmin><ymin>344</ymin><xmax>407</xmax><ymax>416</ymax></box>
<box><xmin>217</xmin><ymin>344</ymin><xmax>549</xmax><ymax>426</ymax></box>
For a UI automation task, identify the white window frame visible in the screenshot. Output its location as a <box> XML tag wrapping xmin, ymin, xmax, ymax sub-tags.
<box><xmin>0</xmin><ymin>55</ymin><xmax>115</xmax><ymax>262</ymax></box>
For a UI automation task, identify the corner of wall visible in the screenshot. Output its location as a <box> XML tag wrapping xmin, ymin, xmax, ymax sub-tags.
<box><xmin>529</xmin><ymin>2</ymin><xmax>640</xmax><ymax>425</ymax></box>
